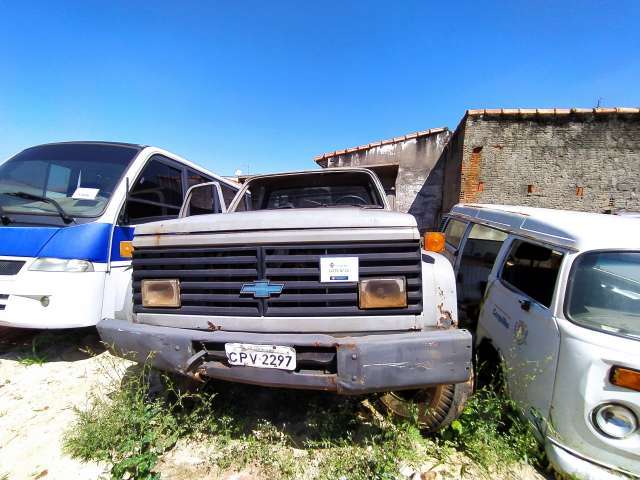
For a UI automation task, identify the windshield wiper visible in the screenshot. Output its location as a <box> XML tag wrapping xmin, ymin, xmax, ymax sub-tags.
<box><xmin>6</xmin><ymin>192</ymin><xmax>75</xmax><ymax>224</ymax></box>
<box><xmin>0</xmin><ymin>204</ymin><xmax>12</xmax><ymax>225</ymax></box>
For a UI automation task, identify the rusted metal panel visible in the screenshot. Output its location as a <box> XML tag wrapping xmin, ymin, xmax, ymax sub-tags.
<box><xmin>98</xmin><ymin>318</ymin><xmax>472</xmax><ymax>395</ymax></box>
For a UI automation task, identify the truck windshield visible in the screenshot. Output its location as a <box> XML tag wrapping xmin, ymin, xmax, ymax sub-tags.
<box><xmin>567</xmin><ymin>251</ymin><xmax>640</xmax><ymax>340</ymax></box>
<box><xmin>234</xmin><ymin>171</ymin><xmax>385</xmax><ymax>211</ymax></box>
<box><xmin>0</xmin><ymin>143</ymin><xmax>139</xmax><ymax>219</ymax></box>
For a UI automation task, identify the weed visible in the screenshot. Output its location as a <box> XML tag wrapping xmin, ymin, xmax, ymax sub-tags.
<box><xmin>17</xmin><ymin>338</ymin><xmax>47</xmax><ymax>366</ymax></box>
<box><xmin>65</xmin><ymin>354</ymin><xmax>544</xmax><ymax>480</ymax></box>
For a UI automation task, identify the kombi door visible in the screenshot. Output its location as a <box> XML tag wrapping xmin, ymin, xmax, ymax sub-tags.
<box><xmin>478</xmin><ymin>238</ymin><xmax>565</xmax><ymax>430</ymax></box>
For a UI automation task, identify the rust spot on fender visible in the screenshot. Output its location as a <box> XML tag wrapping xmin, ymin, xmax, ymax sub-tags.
<box><xmin>207</xmin><ymin>321</ymin><xmax>221</xmax><ymax>331</ymax></box>
<box><xmin>437</xmin><ymin>302</ymin><xmax>456</xmax><ymax>329</ymax></box>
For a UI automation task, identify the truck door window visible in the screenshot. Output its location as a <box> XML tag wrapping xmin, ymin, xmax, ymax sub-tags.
<box><xmin>444</xmin><ymin>219</ymin><xmax>467</xmax><ymax>249</ymax></box>
<box><xmin>457</xmin><ymin>224</ymin><xmax>508</xmax><ymax>325</ymax></box>
<box><xmin>500</xmin><ymin>240</ymin><xmax>563</xmax><ymax>308</ymax></box>
<box><xmin>185</xmin><ymin>184</ymin><xmax>221</xmax><ymax>216</ymax></box>
<box><xmin>124</xmin><ymin>158</ymin><xmax>183</xmax><ymax>223</ymax></box>
<box><xmin>220</xmin><ymin>182</ymin><xmax>239</xmax><ymax>208</ymax></box>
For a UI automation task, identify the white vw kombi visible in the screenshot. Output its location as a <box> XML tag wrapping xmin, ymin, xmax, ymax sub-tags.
<box><xmin>441</xmin><ymin>204</ymin><xmax>639</xmax><ymax>479</ymax></box>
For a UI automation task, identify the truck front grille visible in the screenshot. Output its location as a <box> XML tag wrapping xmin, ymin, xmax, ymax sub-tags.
<box><xmin>132</xmin><ymin>241</ymin><xmax>422</xmax><ymax>317</ymax></box>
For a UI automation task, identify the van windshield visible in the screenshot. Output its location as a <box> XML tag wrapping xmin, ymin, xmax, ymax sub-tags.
<box><xmin>0</xmin><ymin>143</ymin><xmax>139</xmax><ymax>219</ymax></box>
<box><xmin>567</xmin><ymin>251</ymin><xmax>640</xmax><ymax>340</ymax></box>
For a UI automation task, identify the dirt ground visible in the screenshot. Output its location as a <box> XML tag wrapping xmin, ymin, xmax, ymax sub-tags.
<box><xmin>0</xmin><ymin>327</ymin><xmax>549</xmax><ymax>480</ymax></box>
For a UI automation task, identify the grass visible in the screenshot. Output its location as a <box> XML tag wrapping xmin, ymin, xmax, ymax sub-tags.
<box><xmin>64</xmin><ymin>354</ymin><xmax>544</xmax><ymax>480</ymax></box>
<box><xmin>17</xmin><ymin>337</ymin><xmax>48</xmax><ymax>366</ymax></box>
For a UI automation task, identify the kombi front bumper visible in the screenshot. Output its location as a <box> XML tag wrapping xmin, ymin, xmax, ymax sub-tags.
<box><xmin>546</xmin><ymin>437</ymin><xmax>639</xmax><ymax>480</ymax></box>
<box><xmin>98</xmin><ymin>318</ymin><xmax>472</xmax><ymax>394</ymax></box>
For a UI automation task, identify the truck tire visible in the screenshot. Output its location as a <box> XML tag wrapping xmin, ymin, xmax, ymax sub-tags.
<box><xmin>377</xmin><ymin>377</ymin><xmax>473</xmax><ymax>433</ymax></box>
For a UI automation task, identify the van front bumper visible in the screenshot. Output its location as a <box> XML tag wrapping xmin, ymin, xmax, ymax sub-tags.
<box><xmin>98</xmin><ymin>318</ymin><xmax>472</xmax><ymax>394</ymax></box>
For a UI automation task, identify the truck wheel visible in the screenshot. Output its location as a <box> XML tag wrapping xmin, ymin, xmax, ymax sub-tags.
<box><xmin>377</xmin><ymin>378</ymin><xmax>473</xmax><ymax>433</ymax></box>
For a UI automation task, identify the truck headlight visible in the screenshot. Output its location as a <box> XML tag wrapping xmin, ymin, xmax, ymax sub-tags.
<box><xmin>141</xmin><ymin>279</ymin><xmax>181</xmax><ymax>308</ymax></box>
<box><xmin>29</xmin><ymin>258</ymin><xmax>94</xmax><ymax>272</ymax></box>
<box><xmin>359</xmin><ymin>277</ymin><xmax>407</xmax><ymax>309</ymax></box>
<box><xmin>592</xmin><ymin>403</ymin><xmax>637</xmax><ymax>439</ymax></box>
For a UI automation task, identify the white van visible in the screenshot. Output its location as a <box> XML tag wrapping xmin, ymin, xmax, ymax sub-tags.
<box><xmin>441</xmin><ymin>204</ymin><xmax>640</xmax><ymax>480</ymax></box>
<box><xmin>0</xmin><ymin>141</ymin><xmax>239</xmax><ymax>329</ymax></box>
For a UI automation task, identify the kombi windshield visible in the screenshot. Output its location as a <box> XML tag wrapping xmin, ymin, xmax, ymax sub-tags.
<box><xmin>567</xmin><ymin>251</ymin><xmax>640</xmax><ymax>340</ymax></box>
<box><xmin>0</xmin><ymin>143</ymin><xmax>139</xmax><ymax>219</ymax></box>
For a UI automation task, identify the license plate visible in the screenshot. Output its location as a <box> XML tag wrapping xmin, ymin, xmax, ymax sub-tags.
<box><xmin>224</xmin><ymin>343</ymin><xmax>296</xmax><ymax>371</ymax></box>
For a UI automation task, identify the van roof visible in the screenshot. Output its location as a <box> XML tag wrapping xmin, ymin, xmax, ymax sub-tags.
<box><xmin>447</xmin><ymin>204</ymin><xmax>640</xmax><ymax>251</ymax></box>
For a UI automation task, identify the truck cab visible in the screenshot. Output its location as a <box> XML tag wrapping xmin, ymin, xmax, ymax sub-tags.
<box><xmin>99</xmin><ymin>168</ymin><xmax>473</xmax><ymax>431</ymax></box>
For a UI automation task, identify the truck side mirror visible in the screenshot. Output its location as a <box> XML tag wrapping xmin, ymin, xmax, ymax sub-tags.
<box><xmin>179</xmin><ymin>182</ymin><xmax>225</xmax><ymax>218</ymax></box>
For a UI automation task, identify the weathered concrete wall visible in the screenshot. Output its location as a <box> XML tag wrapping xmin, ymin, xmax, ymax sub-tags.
<box><xmin>441</xmin><ymin>110</ymin><xmax>640</xmax><ymax>216</ymax></box>
<box><xmin>318</xmin><ymin>129</ymin><xmax>451</xmax><ymax>228</ymax></box>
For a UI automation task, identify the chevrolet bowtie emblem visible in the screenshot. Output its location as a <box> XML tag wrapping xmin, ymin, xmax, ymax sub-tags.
<box><xmin>240</xmin><ymin>280</ymin><xmax>284</xmax><ymax>299</ymax></box>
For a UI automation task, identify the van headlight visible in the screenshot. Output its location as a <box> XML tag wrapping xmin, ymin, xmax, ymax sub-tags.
<box><xmin>592</xmin><ymin>403</ymin><xmax>638</xmax><ymax>439</ymax></box>
<box><xmin>29</xmin><ymin>258</ymin><xmax>94</xmax><ymax>272</ymax></box>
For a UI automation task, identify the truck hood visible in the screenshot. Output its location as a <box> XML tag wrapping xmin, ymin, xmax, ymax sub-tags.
<box><xmin>136</xmin><ymin>208</ymin><xmax>418</xmax><ymax>236</ymax></box>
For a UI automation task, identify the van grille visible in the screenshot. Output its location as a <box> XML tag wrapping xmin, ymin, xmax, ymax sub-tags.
<box><xmin>0</xmin><ymin>294</ymin><xmax>8</xmax><ymax>310</ymax></box>
<box><xmin>132</xmin><ymin>241</ymin><xmax>422</xmax><ymax>317</ymax></box>
<box><xmin>0</xmin><ymin>260</ymin><xmax>25</xmax><ymax>276</ymax></box>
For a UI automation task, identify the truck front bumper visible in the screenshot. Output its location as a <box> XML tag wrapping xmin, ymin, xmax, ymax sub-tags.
<box><xmin>98</xmin><ymin>318</ymin><xmax>472</xmax><ymax>394</ymax></box>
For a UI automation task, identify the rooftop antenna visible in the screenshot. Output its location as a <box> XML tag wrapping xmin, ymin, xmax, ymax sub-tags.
<box><xmin>596</xmin><ymin>97</ymin><xmax>603</xmax><ymax>108</ymax></box>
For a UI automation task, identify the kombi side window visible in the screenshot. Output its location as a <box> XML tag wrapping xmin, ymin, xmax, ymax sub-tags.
<box><xmin>444</xmin><ymin>219</ymin><xmax>468</xmax><ymax>249</ymax></box>
<box><xmin>456</xmin><ymin>223</ymin><xmax>508</xmax><ymax>326</ymax></box>
<box><xmin>500</xmin><ymin>240</ymin><xmax>563</xmax><ymax>308</ymax></box>
<box><xmin>124</xmin><ymin>158</ymin><xmax>183</xmax><ymax>223</ymax></box>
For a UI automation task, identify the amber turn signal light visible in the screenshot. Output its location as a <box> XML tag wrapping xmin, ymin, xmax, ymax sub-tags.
<box><xmin>359</xmin><ymin>277</ymin><xmax>407</xmax><ymax>309</ymax></box>
<box><xmin>423</xmin><ymin>232</ymin><xmax>445</xmax><ymax>253</ymax></box>
<box><xmin>611</xmin><ymin>366</ymin><xmax>640</xmax><ymax>392</ymax></box>
<box><xmin>120</xmin><ymin>240</ymin><xmax>134</xmax><ymax>258</ymax></box>
<box><xmin>141</xmin><ymin>279</ymin><xmax>181</xmax><ymax>308</ymax></box>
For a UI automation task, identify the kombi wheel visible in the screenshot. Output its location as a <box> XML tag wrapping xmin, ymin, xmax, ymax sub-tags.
<box><xmin>377</xmin><ymin>378</ymin><xmax>473</xmax><ymax>433</ymax></box>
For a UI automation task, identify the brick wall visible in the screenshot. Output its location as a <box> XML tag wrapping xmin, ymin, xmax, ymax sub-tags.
<box><xmin>441</xmin><ymin>111</ymin><xmax>640</xmax><ymax>215</ymax></box>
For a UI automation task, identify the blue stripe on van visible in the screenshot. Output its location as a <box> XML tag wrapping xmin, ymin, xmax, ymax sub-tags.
<box><xmin>0</xmin><ymin>223</ymin><xmax>113</xmax><ymax>262</ymax></box>
<box><xmin>39</xmin><ymin>223</ymin><xmax>113</xmax><ymax>262</ymax></box>
<box><xmin>110</xmin><ymin>226</ymin><xmax>135</xmax><ymax>262</ymax></box>
<box><xmin>0</xmin><ymin>227</ymin><xmax>60</xmax><ymax>257</ymax></box>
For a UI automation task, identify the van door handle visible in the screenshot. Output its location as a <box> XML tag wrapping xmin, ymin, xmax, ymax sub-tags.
<box><xmin>519</xmin><ymin>299</ymin><xmax>531</xmax><ymax>312</ymax></box>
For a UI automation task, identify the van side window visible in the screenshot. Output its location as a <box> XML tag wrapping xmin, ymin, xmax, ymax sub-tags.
<box><xmin>124</xmin><ymin>158</ymin><xmax>183</xmax><ymax>223</ymax></box>
<box><xmin>444</xmin><ymin>219</ymin><xmax>467</xmax><ymax>249</ymax></box>
<box><xmin>500</xmin><ymin>240</ymin><xmax>563</xmax><ymax>308</ymax></box>
<box><xmin>220</xmin><ymin>182</ymin><xmax>239</xmax><ymax>208</ymax></box>
<box><xmin>187</xmin><ymin>169</ymin><xmax>211</xmax><ymax>188</ymax></box>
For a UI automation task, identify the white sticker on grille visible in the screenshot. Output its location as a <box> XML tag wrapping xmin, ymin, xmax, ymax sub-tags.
<box><xmin>320</xmin><ymin>256</ymin><xmax>359</xmax><ymax>283</ymax></box>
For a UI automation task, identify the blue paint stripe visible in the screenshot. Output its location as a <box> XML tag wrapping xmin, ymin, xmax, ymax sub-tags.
<box><xmin>0</xmin><ymin>223</ymin><xmax>113</xmax><ymax>262</ymax></box>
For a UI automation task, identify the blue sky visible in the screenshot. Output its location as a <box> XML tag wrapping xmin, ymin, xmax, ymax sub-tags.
<box><xmin>0</xmin><ymin>1</ymin><xmax>638</xmax><ymax>175</ymax></box>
